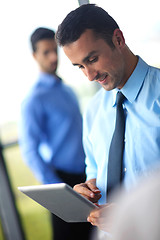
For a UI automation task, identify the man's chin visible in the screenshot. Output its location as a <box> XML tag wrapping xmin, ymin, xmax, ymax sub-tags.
<box><xmin>100</xmin><ymin>83</ymin><xmax>113</xmax><ymax>91</ymax></box>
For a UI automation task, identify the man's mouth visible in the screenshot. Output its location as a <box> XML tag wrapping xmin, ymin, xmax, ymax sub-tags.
<box><xmin>97</xmin><ymin>73</ymin><xmax>108</xmax><ymax>83</ymax></box>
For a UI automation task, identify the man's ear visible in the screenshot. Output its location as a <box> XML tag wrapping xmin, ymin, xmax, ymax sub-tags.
<box><xmin>112</xmin><ymin>29</ymin><xmax>125</xmax><ymax>49</ymax></box>
<box><xmin>32</xmin><ymin>52</ymin><xmax>37</xmax><ymax>61</ymax></box>
<box><xmin>32</xmin><ymin>52</ymin><xmax>36</xmax><ymax>59</ymax></box>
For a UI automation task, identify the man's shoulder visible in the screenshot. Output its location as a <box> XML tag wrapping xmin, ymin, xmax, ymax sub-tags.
<box><xmin>148</xmin><ymin>65</ymin><xmax>160</xmax><ymax>81</ymax></box>
<box><xmin>21</xmin><ymin>86</ymin><xmax>43</xmax><ymax>111</ymax></box>
<box><xmin>144</xmin><ymin>65</ymin><xmax>160</xmax><ymax>94</ymax></box>
<box><xmin>23</xmin><ymin>79</ymin><xmax>53</xmax><ymax>103</ymax></box>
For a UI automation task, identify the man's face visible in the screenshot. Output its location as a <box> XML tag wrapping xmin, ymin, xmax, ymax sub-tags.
<box><xmin>63</xmin><ymin>29</ymin><xmax>128</xmax><ymax>91</ymax></box>
<box><xmin>34</xmin><ymin>39</ymin><xmax>58</xmax><ymax>74</ymax></box>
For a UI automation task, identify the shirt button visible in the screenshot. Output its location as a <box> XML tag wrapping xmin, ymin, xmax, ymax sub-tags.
<box><xmin>124</xmin><ymin>168</ymin><xmax>127</xmax><ymax>172</ymax></box>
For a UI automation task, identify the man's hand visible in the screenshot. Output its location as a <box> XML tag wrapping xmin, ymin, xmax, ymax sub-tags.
<box><xmin>73</xmin><ymin>178</ymin><xmax>101</xmax><ymax>203</ymax></box>
<box><xmin>87</xmin><ymin>203</ymin><xmax>116</xmax><ymax>233</ymax></box>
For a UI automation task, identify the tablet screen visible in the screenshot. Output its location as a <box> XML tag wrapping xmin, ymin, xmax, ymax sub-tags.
<box><xmin>18</xmin><ymin>183</ymin><xmax>98</xmax><ymax>222</ymax></box>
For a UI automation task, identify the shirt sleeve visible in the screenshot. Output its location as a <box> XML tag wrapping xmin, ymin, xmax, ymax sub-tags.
<box><xmin>83</xmin><ymin>109</ymin><xmax>97</xmax><ymax>181</ymax></box>
<box><xmin>19</xmin><ymin>96</ymin><xmax>62</xmax><ymax>184</ymax></box>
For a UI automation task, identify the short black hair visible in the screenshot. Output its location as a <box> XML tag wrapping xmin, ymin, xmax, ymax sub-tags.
<box><xmin>31</xmin><ymin>27</ymin><xmax>55</xmax><ymax>52</ymax></box>
<box><xmin>56</xmin><ymin>4</ymin><xmax>119</xmax><ymax>49</ymax></box>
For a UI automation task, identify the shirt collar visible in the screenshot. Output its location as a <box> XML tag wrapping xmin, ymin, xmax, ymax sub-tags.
<box><xmin>112</xmin><ymin>57</ymin><xmax>149</xmax><ymax>106</ymax></box>
<box><xmin>111</xmin><ymin>89</ymin><xmax>118</xmax><ymax>106</ymax></box>
<box><xmin>38</xmin><ymin>72</ymin><xmax>61</xmax><ymax>87</ymax></box>
<box><xmin>121</xmin><ymin>57</ymin><xmax>149</xmax><ymax>103</ymax></box>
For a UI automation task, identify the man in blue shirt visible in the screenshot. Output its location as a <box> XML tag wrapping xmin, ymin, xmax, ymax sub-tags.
<box><xmin>56</xmin><ymin>4</ymin><xmax>160</xmax><ymax>234</ymax></box>
<box><xmin>19</xmin><ymin>27</ymin><xmax>92</xmax><ymax>240</ymax></box>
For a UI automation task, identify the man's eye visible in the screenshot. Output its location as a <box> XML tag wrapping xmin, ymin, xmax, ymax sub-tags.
<box><xmin>44</xmin><ymin>51</ymin><xmax>49</xmax><ymax>56</ymax></box>
<box><xmin>78</xmin><ymin>65</ymin><xmax>84</xmax><ymax>69</ymax></box>
<box><xmin>88</xmin><ymin>57</ymin><xmax>98</xmax><ymax>63</ymax></box>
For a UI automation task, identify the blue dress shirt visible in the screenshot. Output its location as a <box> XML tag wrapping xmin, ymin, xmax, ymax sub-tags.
<box><xmin>19</xmin><ymin>73</ymin><xmax>85</xmax><ymax>184</ymax></box>
<box><xmin>83</xmin><ymin>57</ymin><xmax>160</xmax><ymax>204</ymax></box>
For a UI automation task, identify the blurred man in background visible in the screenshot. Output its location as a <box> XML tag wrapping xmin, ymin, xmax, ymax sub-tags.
<box><xmin>19</xmin><ymin>27</ymin><xmax>92</xmax><ymax>240</ymax></box>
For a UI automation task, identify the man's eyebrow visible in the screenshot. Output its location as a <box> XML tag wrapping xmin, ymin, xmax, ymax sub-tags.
<box><xmin>73</xmin><ymin>63</ymin><xmax>80</xmax><ymax>67</ymax></box>
<box><xmin>72</xmin><ymin>51</ymin><xmax>97</xmax><ymax>66</ymax></box>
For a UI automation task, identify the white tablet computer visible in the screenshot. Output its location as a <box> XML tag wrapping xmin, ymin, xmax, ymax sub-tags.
<box><xmin>18</xmin><ymin>183</ymin><xmax>98</xmax><ymax>222</ymax></box>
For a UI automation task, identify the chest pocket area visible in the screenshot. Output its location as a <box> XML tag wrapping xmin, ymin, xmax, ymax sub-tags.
<box><xmin>134</xmin><ymin>126</ymin><xmax>160</xmax><ymax>171</ymax></box>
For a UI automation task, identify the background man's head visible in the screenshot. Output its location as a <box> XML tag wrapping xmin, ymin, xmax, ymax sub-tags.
<box><xmin>56</xmin><ymin>4</ymin><xmax>119</xmax><ymax>49</ymax></box>
<box><xmin>31</xmin><ymin>27</ymin><xmax>58</xmax><ymax>75</ymax></box>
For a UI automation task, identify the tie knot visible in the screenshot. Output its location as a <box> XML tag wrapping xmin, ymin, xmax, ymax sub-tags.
<box><xmin>116</xmin><ymin>91</ymin><xmax>126</xmax><ymax>105</ymax></box>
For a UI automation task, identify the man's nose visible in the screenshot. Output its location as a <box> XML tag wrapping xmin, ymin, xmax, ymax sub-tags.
<box><xmin>84</xmin><ymin>67</ymin><xmax>97</xmax><ymax>82</ymax></box>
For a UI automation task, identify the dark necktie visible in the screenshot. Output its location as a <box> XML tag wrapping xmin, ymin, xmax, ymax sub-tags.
<box><xmin>107</xmin><ymin>91</ymin><xmax>126</xmax><ymax>195</ymax></box>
